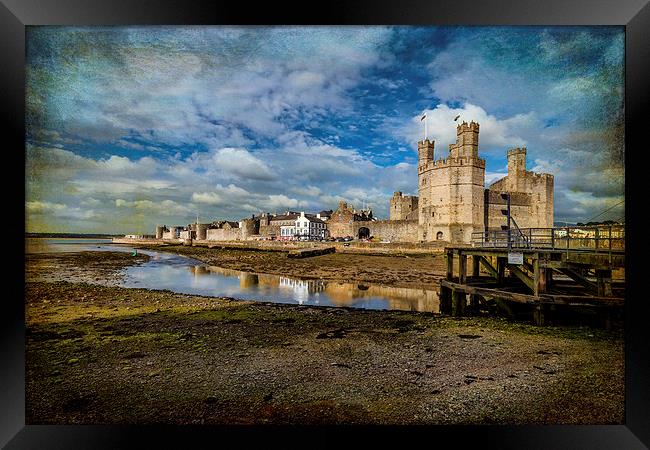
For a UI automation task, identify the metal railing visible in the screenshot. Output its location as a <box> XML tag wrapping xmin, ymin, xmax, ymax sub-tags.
<box><xmin>472</xmin><ymin>225</ymin><xmax>625</xmax><ymax>252</ymax></box>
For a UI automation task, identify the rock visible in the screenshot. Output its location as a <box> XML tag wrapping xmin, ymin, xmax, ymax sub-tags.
<box><xmin>331</xmin><ymin>362</ymin><xmax>352</xmax><ymax>369</ymax></box>
<box><xmin>316</xmin><ymin>329</ymin><xmax>347</xmax><ymax>339</ymax></box>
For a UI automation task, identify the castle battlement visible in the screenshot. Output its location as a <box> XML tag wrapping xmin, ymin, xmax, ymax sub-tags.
<box><xmin>419</xmin><ymin>156</ymin><xmax>486</xmax><ymax>171</ymax></box>
<box><xmin>457</xmin><ymin>121</ymin><xmax>480</xmax><ymax>134</ymax></box>
<box><xmin>507</xmin><ymin>147</ymin><xmax>527</xmax><ymax>156</ymax></box>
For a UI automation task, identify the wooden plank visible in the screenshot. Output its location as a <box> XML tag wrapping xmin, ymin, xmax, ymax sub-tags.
<box><xmin>557</xmin><ymin>268</ymin><xmax>598</xmax><ymax>294</ymax></box>
<box><xmin>478</xmin><ymin>256</ymin><xmax>498</xmax><ymax>278</ymax></box>
<box><xmin>508</xmin><ymin>264</ymin><xmax>535</xmax><ymax>292</ymax></box>
<box><xmin>439</xmin><ymin>280</ymin><xmax>624</xmax><ymax>307</ymax></box>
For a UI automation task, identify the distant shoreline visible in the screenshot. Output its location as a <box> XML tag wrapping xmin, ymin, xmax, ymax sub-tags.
<box><xmin>25</xmin><ymin>233</ymin><xmax>121</xmax><ymax>239</ymax></box>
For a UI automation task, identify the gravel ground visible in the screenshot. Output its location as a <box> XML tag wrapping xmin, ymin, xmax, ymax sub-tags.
<box><xmin>24</xmin><ymin>250</ymin><xmax>624</xmax><ymax>425</ymax></box>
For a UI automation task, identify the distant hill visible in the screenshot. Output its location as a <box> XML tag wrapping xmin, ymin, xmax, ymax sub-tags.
<box><xmin>25</xmin><ymin>232</ymin><xmax>121</xmax><ymax>239</ymax></box>
<box><xmin>553</xmin><ymin>220</ymin><xmax>623</xmax><ymax>227</ymax></box>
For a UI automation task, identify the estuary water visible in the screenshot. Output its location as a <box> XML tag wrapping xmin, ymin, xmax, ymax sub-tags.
<box><xmin>26</xmin><ymin>238</ymin><xmax>441</xmax><ymax>313</ymax></box>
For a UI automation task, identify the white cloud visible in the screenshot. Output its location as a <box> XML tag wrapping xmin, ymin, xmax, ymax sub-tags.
<box><xmin>398</xmin><ymin>103</ymin><xmax>534</xmax><ymax>154</ymax></box>
<box><xmin>211</xmin><ymin>148</ymin><xmax>275</xmax><ymax>181</ymax></box>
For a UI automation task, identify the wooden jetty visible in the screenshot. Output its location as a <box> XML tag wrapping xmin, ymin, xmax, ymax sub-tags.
<box><xmin>439</xmin><ymin>225</ymin><xmax>625</xmax><ymax>325</ymax></box>
<box><xmin>287</xmin><ymin>246</ymin><xmax>336</xmax><ymax>259</ymax></box>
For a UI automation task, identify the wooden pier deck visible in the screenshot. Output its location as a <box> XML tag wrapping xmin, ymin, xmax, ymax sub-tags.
<box><xmin>440</xmin><ymin>225</ymin><xmax>625</xmax><ymax>326</ymax></box>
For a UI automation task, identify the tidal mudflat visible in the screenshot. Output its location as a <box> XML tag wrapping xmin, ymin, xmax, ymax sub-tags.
<box><xmin>25</xmin><ymin>248</ymin><xmax>624</xmax><ymax>425</ymax></box>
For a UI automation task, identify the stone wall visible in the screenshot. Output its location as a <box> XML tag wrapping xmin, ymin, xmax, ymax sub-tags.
<box><xmin>354</xmin><ymin>219</ymin><xmax>419</xmax><ymax>243</ymax></box>
<box><xmin>206</xmin><ymin>228</ymin><xmax>241</xmax><ymax>241</ymax></box>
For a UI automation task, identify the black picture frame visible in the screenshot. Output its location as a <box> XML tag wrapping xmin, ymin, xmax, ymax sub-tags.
<box><xmin>4</xmin><ymin>0</ymin><xmax>649</xmax><ymax>447</ymax></box>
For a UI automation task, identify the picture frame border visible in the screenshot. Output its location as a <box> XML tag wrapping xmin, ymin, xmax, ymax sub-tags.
<box><xmin>4</xmin><ymin>0</ymin><xmax>649</xmax><ymax>447</ymax></box>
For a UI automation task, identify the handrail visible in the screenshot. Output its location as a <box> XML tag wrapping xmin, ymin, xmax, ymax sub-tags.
<box><xmin>472</xmin><ymin>225</ymin><xmax>624</xmax><ymax>252</ymax></box>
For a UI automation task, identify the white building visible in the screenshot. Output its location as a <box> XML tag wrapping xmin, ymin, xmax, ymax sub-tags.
<box><xmin>279</xmin><ymin>211</ymin><xmax>328</xmax><ymax>240</ymax></box>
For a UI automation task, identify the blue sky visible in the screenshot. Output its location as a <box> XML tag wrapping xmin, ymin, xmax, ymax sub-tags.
<box><xmin>25</xmin><ymin>26</ymin><xmax>624</xmax><ymax>233</ymax></box>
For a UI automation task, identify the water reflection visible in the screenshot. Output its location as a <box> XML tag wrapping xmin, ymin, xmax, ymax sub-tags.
<box><xmin>27</xmin><ymin>238</ymin><xmax>441</xmax><ymax>313</ymax></box>
<box><xmin>183</xmin><ymin>265</ymin><xmax>440</xmax><ymax>312</ymax></box>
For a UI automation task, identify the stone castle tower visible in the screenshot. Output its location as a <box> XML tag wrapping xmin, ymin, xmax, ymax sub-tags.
<box><xmin>417</xmin><ymin>121</ymin><xmax>486</xmax><ymax>243</ymax></box>
<box><xmin>390</xmin><ymin>191</ymin><xmax>419</xmax><ymax>221</ymax></box>
<box><xmin>487</xmin><ymin>147</ymin><xmax>554</xmax><ymax>229</ymax></box>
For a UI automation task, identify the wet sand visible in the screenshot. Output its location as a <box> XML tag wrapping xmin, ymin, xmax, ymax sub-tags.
<box><xmin>25</xmin><ymin>250</ymin><xmax>624</xmax><ymax>425</ymax></box>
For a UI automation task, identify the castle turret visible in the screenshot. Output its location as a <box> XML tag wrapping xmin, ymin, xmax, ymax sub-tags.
<box><xmin>449</xmin><ymin>121</ymin><xmax>479</xmax><ymax>159</ymax></box>
<box><xmin>155</xmin><ymin>225</ymin><xmax>164</xmax><ymax>239</ymax></box>
<box><xmin>507</xmin><ymin>147</ymin><xmax>527</xmax><ymax>176</ymax></box>
<box><xmin>196</xmin><ymin>223</ymin><xmax>209</xmax><ymax>240</ymax></box>
<box><xmin>418</xmin><ymin>139</ymin><xmax>434</xmax><ymax>166</ymax></box>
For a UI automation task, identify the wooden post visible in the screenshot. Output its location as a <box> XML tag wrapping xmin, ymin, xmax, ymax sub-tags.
<box><xmin>446</xmin><ymin>249</ymin><xmax>454</xmax><ymax>281</ymax></box>
<box><xmin>497</xmin><ymin>257</ymin><xmax>506</xmax><ymax>285</ymax></box>
<box><xmin>470</xmin><ymin>256</ymin><xmax>481</xmax><ymax>308</ymax></box>
<box><xmin>545</xmin><ymin>264</ymin><xmax>553</xmax><ymax>290</ymax></box>
<box><xmin>459</xmin><ymin>253</ymin><xmax>467</xmax><ymax>284</ymax></box>
<box><xmin>439</xmin><ymin>284</ymin><xmax>451</xmax><ymax>314</ymax></box>
<box><xmin>596</xmin><ymin>269</ymin><xmax>613</xmax><ymax>297</ymax></box>
<box><xmin>472</xmin><ymin>255</ymin><xmax>480</xmax><ymax>278</ymax></box>
<box><xmin>533</xmin><ymin>304</ymin><xmax>546</xmax><ymax>326</ymax></box>
<box><xmin>452</xmin><ymin>289</ymin><xmax>466</xmax><ymax>316</ymax></box>
<box><xmin>533</xmin><ymin>256</ymin><xmax>542</xmax><ymax>297</ymax></box>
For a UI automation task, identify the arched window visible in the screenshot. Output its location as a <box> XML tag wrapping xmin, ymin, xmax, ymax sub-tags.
<box><xmin>436</xmin><ymin>231</ymin><xmax>443</xmax><ymax>240</ymax></box>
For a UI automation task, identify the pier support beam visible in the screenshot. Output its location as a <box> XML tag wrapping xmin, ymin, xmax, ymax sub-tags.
<box><xmin>596</xmin><ymin>269</ymin><xmax>613</xmax><ymax>297</ymax></box>
<box><xmin>478</xmin><ymin>256</ymin><xmax>498</xmax><ymax>278</ymax></box>
<box><xmin>459</xmin><ymin>253</ymin><xmax>467</xmax><ymax>284</ymax></box>
<box><xmin>470</xmin><ymin>256</ymin><xmax>481</xmax><ymax>309</ymax></box>
<box><xmin>533</xmin><ymin>304</ymin><xmax>548</xmax><ymax>326</ymax></box>
<box><xmin>439</xmin><ymin>286</ymin><xmax>452</xmax><ymax>314</ymax></box>
<box><xmin>452</xmin><ymin>289</ymin><xmax>466</xmax><ymax>316</ymax></box>
<box><xmin>496</xmin><ymin>257</ymin><xmax>506</xmax><ymax>285</ymax></box>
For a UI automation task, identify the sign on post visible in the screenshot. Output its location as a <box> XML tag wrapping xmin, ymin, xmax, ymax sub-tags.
<box><xmin>508</xmin><ymin>252</ymin><xmax>524</xmax><ymax>265</ymax></box>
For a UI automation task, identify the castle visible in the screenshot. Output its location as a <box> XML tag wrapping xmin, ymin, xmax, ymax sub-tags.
<box><xmin>330</xmin><ymin>120</ymin><xmax>554</xmax><ymax>243</ymax></box>
<box><xmin>149</xmin><ymin>120</ymin><xmax>553</xmax><ymax>244</ymax></box>
<box><xmin>415</xmin><ymin>121</ymin><xmax>553</xmax><ymax>242</ymax></box>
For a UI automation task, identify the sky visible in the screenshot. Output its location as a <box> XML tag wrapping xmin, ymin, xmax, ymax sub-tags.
<box><xmin>25</xmin><ymin>26</ymin><xmax>625</xmax><ymax>234</ymax></box>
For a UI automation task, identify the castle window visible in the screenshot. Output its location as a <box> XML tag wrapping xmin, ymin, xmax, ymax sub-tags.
<box><xmin>436</xmin><ymin>231</ymin><xmax>443</xmax><ymax>240</ymax></box>
<box><xmin>431</xmin><ymin>212</ymin><xmax>435</xmax><ymax>217</ymax></box>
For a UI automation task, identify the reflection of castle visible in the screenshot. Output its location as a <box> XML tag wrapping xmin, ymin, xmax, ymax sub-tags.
<box><xmin>187</xmin><ymin>265</ymin><xmax>439</xmax><ymax>312</ymax></box>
